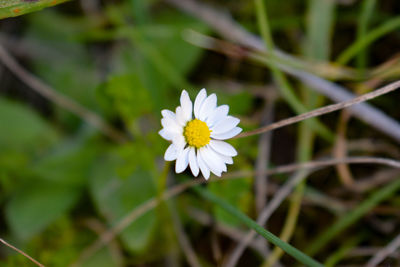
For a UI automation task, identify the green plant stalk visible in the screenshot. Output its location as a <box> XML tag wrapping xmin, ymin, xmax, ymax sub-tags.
<box><xmin>324</xmin><ymin>235</ymin><xmax>363</xmax><ymax>267</ymax></box>
<box><xmin>337</xmin><ymin>16</ymin><xmax>400</xmax><ymax>65</ymax></box>
<box><xmin>305</xmin><ymin>0</ymin><xmax>335</xmax><ymax>62</ymax></box>
<box><xmin>356</xmin><ymin>0</ymin><xmax>377</xmax><ymax>70</ymax></box>
<box><xmin>156</xmin><ymin>162</ymin><xmax>179</xmax><ymax>257</ymax></box>
<box><xmin>192</xmin><ymin>185</ymin><xmax>324</xmax><ymax>267</ymax></box>
<box><xmin>303</xmin><ymin>0</ymin><xmax>335</xmax><ymax>107</ymax></box>
<box><xmin>254</xmin><ymin>0</ymin><xmax>334</xmax><ymax>142</ymax></box>
<box><xmin>0</xmin><ymin>0</ymin><xmax>70</xmax><ymax>19</ymax></box>
<box><xmin>305</xmin><ymin>176</ymin><xmax>400</xmax><ymax>256</ymax></box>
<box><xmin>158</xmin><ymin>162</ymin><xmax>171</xmax><ymax>196</ymax></box>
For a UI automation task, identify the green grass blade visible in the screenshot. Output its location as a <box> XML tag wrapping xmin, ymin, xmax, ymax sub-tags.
<box><xmin>306</xmin><ymin>0</ymin><xmax>335</xmax><ymax>61</ymax></box>
<box><xmin>305</xmin><ymin>177</ymin><xmax>400</xmax><ymax>256</ymax></box>
<box><xmin>0</xmin><ymin>0</ymin><xmax>70</xmax><ymax>19</ymax></box>
<box><xmin>193</xmin><ymin>185</ymin><xmax>324</xmax><ymax>267</ymax></box>
<box><xmin>337</xmin><ymin>16</ymin><xmax>400</xmax><ymax>65</ymax></box>
<box><xmin>356</xmin><ymin>0</ymin><xmax>377</xmax><ymax>69</ymax></box>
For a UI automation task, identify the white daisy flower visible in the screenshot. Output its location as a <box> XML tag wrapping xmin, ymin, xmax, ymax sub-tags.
<box><xmin>159</xmin><ymin>89</ymin><xmax>242</xmax><ymax>179</ymax></box>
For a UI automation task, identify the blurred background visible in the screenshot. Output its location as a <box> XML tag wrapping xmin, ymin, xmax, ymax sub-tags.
<box><xmin>1</xmin><ymin>0</ymin><xmax>400</xmax><ymax>266</ymax></box>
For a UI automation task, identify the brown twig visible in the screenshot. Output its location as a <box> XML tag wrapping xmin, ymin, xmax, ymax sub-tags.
<box><xmin>0</xmin><ymin>238</ymin><xmax>45</xmax><ymax>267</ymax></box>
<box><xmin>73</xmin><ymin>156</ymin><xmax>400</xmax><ymax>265</ymax></box>
<box><xmin>0</xmin><ymin>44</ymin><xmax>127</xmax><ymax>144</ymax></box>
<box><xmin>252</xmin><ymin>97</ymin><xmax>275</xmax><ymax>260</ymax></box>
<box><xmin>235</xmin><ymin>80</ymin><xmax>400</xmax><ymax>138</ymax></box>
<box><xmin>334</xmin><ymin>110</ymin><xmax>354</xmax><ymax>186</ymax></box>
<box><xmin>255</xmin><ymin>99</ymin><xmax>275</xmax><ymax>214</ymax></box>
<box><xmin>345</xmin><ymin>169</ymin><xmax>400</xmax><ymax>193</ymax></box>
<box><xmin>347</xmin><ymin>139</ymin><xmax>400</xmax><ymax>158</ymax></box>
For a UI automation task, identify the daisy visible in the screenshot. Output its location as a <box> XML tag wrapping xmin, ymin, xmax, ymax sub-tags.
<box><xmin>159</xmin><ymin>89</ymin><xmax>242</xmax><ymax>179</ymax></box>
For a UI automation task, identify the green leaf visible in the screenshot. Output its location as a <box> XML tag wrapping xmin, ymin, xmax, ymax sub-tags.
<box><xmin>5</xmin><ymin>181</ymin><xmax>80</xmax><ymax>240</ymax></box>
<box><xmin>117</xmin><ymin>142</ymin><xmax>159</xmax><ymax>178</ymax></box>
<box><xmin>90</xmin><ymin>154</ymin><xmax>157</xmax><ymax>252</ymax></box>
<box><xmin>0</xmin><ymin>0</ymin><xmax>70</xmax><ymax>19</ymax></box>
<box><xmin>81</xmin><ymin>247</ymin><xmax>121</xmax><ymax>267</ymax></box>
<box><xmin>100</xmin><ymin>74</ymin><xmax>151</xmax><ymax>124</ymax></box>
<box><xmin>109</xmin><ymin>8</ymin><xmax>208</xmax><ymax>110</ymax></box>
<box><xmin>0</xmin><ymin>97</ymin><xmax>58</xmax><ymax>151</ymax></box>
<box><xmin>31</xmin><ymin>139</ymin><xmax>98</xmax><ymax>186</ymax></box>
<box><xmin>153</xmin><ymin>12</ymin><xmax>208</xmax><ymax>76</ymax></box>
<box><xmin>25</xmin><ymin>11</ymin><xmax>100</xmax><ymax>126</ymax></box>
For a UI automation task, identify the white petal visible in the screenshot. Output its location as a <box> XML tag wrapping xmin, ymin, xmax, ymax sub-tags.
<box><xmin>180</xmin><ymin>90</ymin><xmax>193</xmax><ymax>122</ymax></box>
<box><xmin>175</xmin><ymin>106</ymin><xmax>187</xmax><ymax>126</ymax></box>
<box><xmin>209</xmin><ymin>140</ymin><xmax>237</xmax><ymax>157</ymax></box>
<box><xmin>188</xmin><ymin>147</ymin><xmax>199</xmax><ymax>176</ymax></box>
<box><xmin>194</xmin><ymin>88</ymin><xmax>207</xmax><ymax>119</ymax></box>
<box><xmin>159</xmin><ymin>129</ymin><xmax>174</xmax><ymax>141</ymax></box>
<box><xmin>220</xmin><ymin>154</ymin><xmax>233</xmax><ymax>164</ymax></box>
<box><xmin>206</xmin><ymin>105</ymin><xmax>229</xmax><ymax>127</ymax></box>
<box><xmin>199</xmin><ymin>93</ymin><xmax>217</xmax><ymax>121</ymax></box>
<box><xmin>175</xmin><ymin>147</ymin><xmax>190</xmax><ymax>173</ymax></box>
<box><xmin>161</xmin><ymin>117</ymin><xmax>182</xmax><ymax>134</ymax></box>
<box><xmin>209</xmin><ymin>146</ymin><xmax>234</xmax><ymax>164</ymax></box>
<box><xmin>199</xmin><ymin>146</ymin><xmax>226</xmax><ymax>176</ymax></box>
<box><xmin>161</xmin><ymin>109</ymin><xmax>175</xmax><ymax>119</ymax></box>
<box><xmin>211</xmin><ymin>116</ymin><xmax>240</xmax><ymax>135</ymax></box>
<box><xmin>172</xmin><ymin>134</ymin><xmax>186</xmax><ymax>152</ymax></box>
<box><xmin>197</xmin><ymin>150</ymin><xmax>210</xmax><ymax>179</ymax></box>
<box><xmin>211</xmin><ymin>127</ymin><xmax>242</xmax><ymax>140</ymax></box>
<box><xmin>164</xmin><ymin>144</ymin><xmax>179</xmax><ymax>161</ymax></box>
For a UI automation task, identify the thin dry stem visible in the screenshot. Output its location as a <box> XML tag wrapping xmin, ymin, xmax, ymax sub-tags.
<box><xmin>73</xmin><ymin>156</ymin><xmax>400</xmax><ymax>265</ymax></box>
<box><xmin>347</xmin><ymin>139</ymin><xmax>400</xmax><ymax>158</ymax></box>
<box><xmin>334</xmin><ymin>111</ymin><xmax>354</xmax><ymax>186</ymax></box>
<box><xmin>235</xmin><ymin>80</ymin><xmax>400</xmax><ymax>138</ymax></box>
<box><xmin>255</xmin><ymin>100</ymin><xmax>275</xmax><ymax>214</ymax></box>
<box><xmin>0</xmin><ymin>238</ymin><xmax>45</xmax><ymax>267</ymax></box>
<box><xmin>0</xmin><ymin>44</ymin><xmax>127</xmax><ymax>143</ymax></box>
<box><xmin>169</xmin><ymin>202</ymin><xmax>202</xmax><ymax>267</ymax></box>
<box><xmin>366</xmin><ymin>232</ymin><xmax>400</xmax><ymax>267</ymax></box>
<box><xmin>350</xmin><ymin>169</ymin><xmax>400</xmax><ymax>193</ymax></box>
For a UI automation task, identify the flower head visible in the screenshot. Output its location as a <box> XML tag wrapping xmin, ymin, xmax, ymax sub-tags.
<box><xmin>159</xmin><ymin>89</ymin><xmax>242</xmax><ymax>179</ymax></box>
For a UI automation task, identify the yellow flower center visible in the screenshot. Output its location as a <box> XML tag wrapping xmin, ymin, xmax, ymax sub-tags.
<box><xmin>184</xmin><ymin>119</ymin><xmax>211</xmax><ymax>148</ymax></box>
